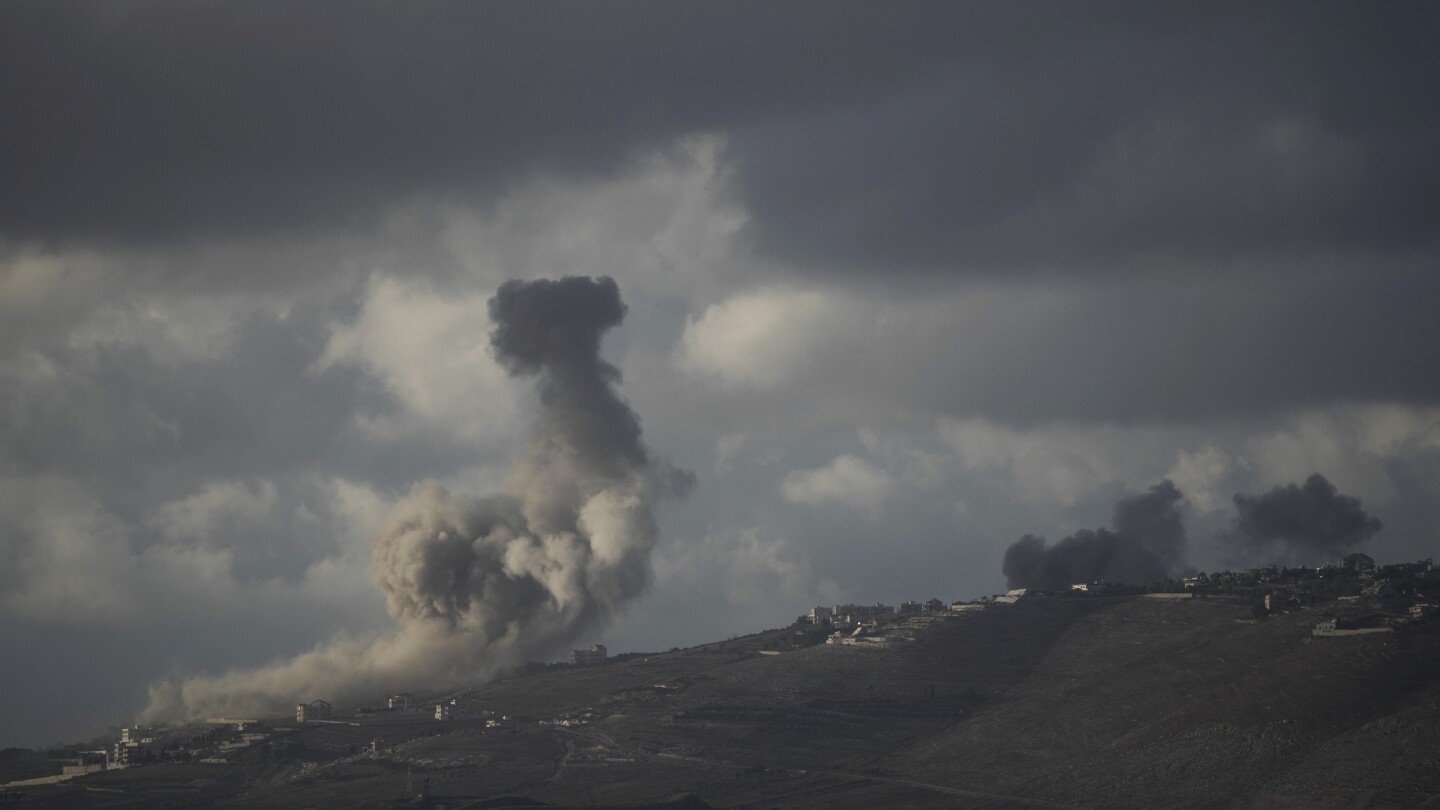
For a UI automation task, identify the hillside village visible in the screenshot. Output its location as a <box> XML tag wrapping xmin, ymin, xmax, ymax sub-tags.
<box><xmin>2</xmin><ymin>553</ymin><xmax>1437</xmax><ymax>805</ymax></box>
<box><xmin>797</xmin><ymin>553</ymin><xmax>1438</xmax><ymax>647</ymax></box>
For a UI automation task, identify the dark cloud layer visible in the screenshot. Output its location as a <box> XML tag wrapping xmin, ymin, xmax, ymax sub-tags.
<box><xmin>1230</xmin><ymin>473</ymin><xmax>1382</xmax><ymax>561</ymax></box>
<box><xmin>736</xmin><ymin>4</ymin><xmax>1440</xmax><ymax>273</ymax></box>
<box><xmin>5</xmin><ymin>2</ymin><xmax>1436</xmax><ymax>274</ymax></box>
<box><xmin>1003</xmin><ymin>480</ymin><xmax>1186</xmax><ymax>591</ymax></box>
<box><xmin>0</xmin><ymin>1</ymin><xmax>953</xmax><ymax>245</ymax></box>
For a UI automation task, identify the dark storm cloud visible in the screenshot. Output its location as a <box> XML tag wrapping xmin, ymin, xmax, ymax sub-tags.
<box><xmin>1229</xmin><ymin>473</ymin><xmax>1382</xmax><ymax>560</ymax></box>
<box><xmin>0</xmin><ymin>0</ymin><xmax>955</xmax><ymax>245</ymax></box>
<box><xmin>670</xmin><ymin>268</ymin><xmax>1440</xmax><ymax>432</ymax></box>
<box><xmin>4</xmin><ymin>1</ymin><xmax>1436</xmax><ymax>272</ymax></box>
<box><xmin>937</xmin><ymin>270</ymin><xmax>1440</xmax><ymax>423</ymax></box>
<box><xmin>733</xmin><ymin>4</ymin><xmax>1440</xmax><ymax>274</ymax></box>
<box><xmin>1003</xmin><ymin>480</ymin><xmax>1186</xmax><ymax>590</ymax></box>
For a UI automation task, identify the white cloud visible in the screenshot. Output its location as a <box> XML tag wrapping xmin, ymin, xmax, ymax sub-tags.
<box><xmin>678</xmin><ymin>287</ymin><xmax>854</xmax><ymax>388</ymax></box>
<box><xmin>0</xmin><ymin>472</ymin><xmax>397</xmax><ymax>629</ymax></box>
<box><xmin>937</xmin><ymin>417</ymin><xmax>1153</xmax><ymax>508</ymax></box>
<box><xmin>151</xmin><ymin>479</ymin><xmax>279</xmax><ymax>545</ymax></box>
<box><xmin>653</xmin><ymin>528</ymin><xmax>842</xmax><ymax>622</ymax></box>
<box><xmin>1241</xmin><ymin>404</ymin><xmax>1440</xmax><ymax>504</ymax></box>
<box><xmin>319</xmin><ymin>275</ymin><xmax>521</xmax><ymax>443</ymax></box>
<box><xmin>857</xmin><ymin>427</ymin><xmax>949</xmax><ymax>490</ymax></box>
<box><xmin>433</xmin><ymin>134</ymin><xmax>748</xmax><ymax>300</ymax></box>
<box><xmin>0</xmin><ymin>475</ymin><xmax>237</xmax><ymax>623</ymax></box>
<box><xmin>1165</xmin><ymin>445</ymin><xmax>1232</xmax><ymax>514</ymax></box>
<box><xmin>780</xmin><ymin>454</ymin><xmax>895</xmax><ymax>512</ymax></box>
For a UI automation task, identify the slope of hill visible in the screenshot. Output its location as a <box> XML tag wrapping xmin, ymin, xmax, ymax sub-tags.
<box><xmin>10</xmin><ymin>596</ymin><xmax>1438</xmax><ymax>808</ymax></box>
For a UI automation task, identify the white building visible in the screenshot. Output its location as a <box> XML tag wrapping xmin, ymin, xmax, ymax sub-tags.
<box><xmin>807</xmin><ymin>606</ymin><xmax>834</xmax><ymax>623</ymax></box>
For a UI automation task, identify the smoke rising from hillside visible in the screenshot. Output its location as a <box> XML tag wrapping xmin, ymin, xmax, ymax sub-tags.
<box><xmin>1229</xmin><ymin>473</ymin><xmax>1382</xmax><ymax>561</ymax></box>
<box><xmin>1003</xmin><ymin>480</ymin><xmax>1187</xmax><ymax>591</ymax></box>
<box><xmin>142</xmin><ymin>276</ymin><xmax>688</xmax><ymax>721</ymax></box>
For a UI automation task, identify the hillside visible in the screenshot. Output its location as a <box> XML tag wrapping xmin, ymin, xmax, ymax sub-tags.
<box><xmin>9</xmin><ymin>596</ymin><xmax>1439</xmax><ymax>809</ymax></box>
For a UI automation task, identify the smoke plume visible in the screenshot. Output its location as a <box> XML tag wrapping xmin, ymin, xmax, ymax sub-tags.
<box><xmin>1229</xmin><ymin>473</ymin><xmax>1381</xmax><ymax>561</ymax></box>
<box><xmin>1002</xmin><ymin>480</ymin><xmax>1187</xmax><ymax>591</ymax></box>
<box><xmin>143</xmin><ymin>276</ymin><xmax>689</xmax><ymax>721</ymax></box>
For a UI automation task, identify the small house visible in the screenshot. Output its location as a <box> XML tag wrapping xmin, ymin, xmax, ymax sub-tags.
<box><xmin>1342</xmin><ymin>553</ymin><xmax>1376</xmax><ymax>573</ymax></box>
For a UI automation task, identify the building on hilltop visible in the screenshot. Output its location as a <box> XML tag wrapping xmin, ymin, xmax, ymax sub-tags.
<box><xmin>388</xmin><ymin>692</ymin><xmax>414</xmax><ymax>710</ymax></box>
<box><xmin>1247</xmin><ymin>564</ymin><xmax>1279</xmax><ymax>582</ymax></box>
<box><xmin>112</xmin><ymin>728</ymin><xmax>167</xmax><ymax>767</ymax></box>
<box><xmin>296</xmin><ymin>699</ymin><xmax>332</xmax><ymax>723</ymax></box>
<box><xmin>832</xmin><ymin>603</ymin><xmax>894</xmax><ymax>623</ymax></box>
<box><xmin>571</xmin><ymin>644</ymin><xmax>608</xmax><ymax>665</ymax></box>
<box><xmin>1343</xmin><ymin>553</ymin><xmax>1376</xmax><ymax>573</ymax></box>
<box><xmin>807</xmin><ymin>606</ymin><xmax>834</xmax><ymax>623</ymax></box>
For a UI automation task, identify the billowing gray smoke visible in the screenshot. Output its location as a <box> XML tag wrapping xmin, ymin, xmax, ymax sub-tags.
<box><xmin>1003</xmin><ymin>480</ymin><xmax>1186</xmax><ymax>591</ymax></box>
<box><xmin>143</xmin><ymin>276</ymin><xmax>688</xmax><ymax>721</ymax></box>
<box><xmin>1229</xmin><ymin>473</ymin><xmax>1381</xmax><ymax>561</ymax></box>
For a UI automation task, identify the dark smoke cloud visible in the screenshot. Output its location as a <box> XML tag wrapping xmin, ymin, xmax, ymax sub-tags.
<box><xmin>143</xmin><ymin>276</ymin><xmax>687</xmax><ymax>721</ymax></box>
<box><xmin>1229</xmin><ymin>473</ymin><xmax>1382</xmax><ymax>562</ymax></box>
<box><xmin>1003</xmin><ymin>480</ymin><xmax>1186</xmax><ymax>591</ymax></box>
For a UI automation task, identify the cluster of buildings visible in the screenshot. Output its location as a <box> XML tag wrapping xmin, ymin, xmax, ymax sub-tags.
<box><xmin>368</xmin><ymin>691</ymin><xmax>506</xmax><ymax>724</ymax></box>
<box><xmin>1311</xmin><ymin>601</ymin><xmax>1435</xmax><ymax>637</ymax></box>
<box><xmin>805</xmin><ymin>598</ymin><xmax>971</xmax><ymax>626</ymax></box>
<box><xmin>823</xmin><ymin>625</ymin><xmax>902</xmax><ymax>649</ymax></box>
<box><xmin>803</xmin><ymin>597</ymin><xmax>996</xmax><ymax>651</ymax></box>
<box><xmin>109</xmin><ymin>726</ymin><xmax>169</xmax><ymax>767</ymax></box>
<box><xmin>570</xmin><ymin>643</ymin><xmax>608</xmax><ymax>665</ymax></box>
<box><xmin>94</xmin><ymin>719</ymin><xmax>271</xmax><ymax>771</ymax></box>
<box><xmin>797</xmin><ymin>555</ymin><xmax>1438</xmax><ymax>647</ymax></box>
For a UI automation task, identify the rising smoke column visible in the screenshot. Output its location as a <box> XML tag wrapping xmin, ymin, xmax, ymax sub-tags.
<box><xmin>143</xmin><ymin>276</ymin><xmax>689</xmax><ymax>721</ymax></box>
<box><xmin>1002</xmin><ymin>480</ymin><xmax>1187</xmax><ymax>591</ymax></box>
<box><xmin>1228</xmin><ymin>473</ymin><xmax>1381</xmax><ymax>562</ymax></box>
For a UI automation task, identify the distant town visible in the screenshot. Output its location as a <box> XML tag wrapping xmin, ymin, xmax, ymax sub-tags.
<box><xmin>3</xmin><ymin>553</ymin><xmax>1435</xmax><ymax>795</ymax></box>
<box><xmin>795</xmin><ymin>552</ymin><xmax>1437</xmax><ymax>650</ymax></box>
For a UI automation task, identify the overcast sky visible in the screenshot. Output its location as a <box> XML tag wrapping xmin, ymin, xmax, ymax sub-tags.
<box><xmin>3</xmin><ymin>1</ymin><xmax>1439</xmax><ymax>747</ymax></box>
